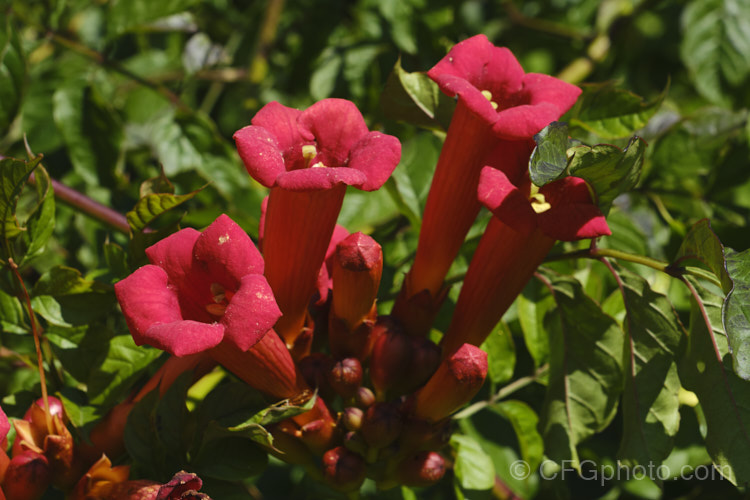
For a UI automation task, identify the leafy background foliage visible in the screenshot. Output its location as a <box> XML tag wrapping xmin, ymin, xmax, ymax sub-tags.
<box><xmin>1</xmin><ymin>0</ymin><xmax>750</xmax><ymax>498</ymax></box>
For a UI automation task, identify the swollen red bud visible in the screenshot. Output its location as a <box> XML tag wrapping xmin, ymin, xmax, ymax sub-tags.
<box><xmin>396</xmin><ymin>452</ymin><xmax>446</xmax><ymax>487</ymax></box>
<box><xmin>2</xmin><ymin>451</ymin><xmax>51</xmax><ymax>500</ymax></box>
<box><xmin>322</xmin><ymin>446</ymin><xmax>366</xmax><ymax>492</ymax></box>
<box><xmin>342</xmin><ymin>407</ymin><xmax>364</xmax><ymax>432</ymax></box>
<box><xmin>360</xmin><ymin>402</ymin><xmax>404</xmax><ymax>449</ymax></box>
<box><xmin>369</xmin><ymin>320</ymin><xmax>412</xmax><ymax>397</ymax></box>
<box><xmin>24</xmin><ymin>397</ymin><xmax>66</xmax><ymax>424</ymax></box>
<box><xmin>354</xmin><ymin>387</ymin><xmax>376</xmax><ymax>409</ymax></box>
<box><xmin>328</xmin><ymin>358</ymin><xmax>363</xmax><ymax>399</ymax></box>
<box><xmin>412</xmin><ymin>343</ymin><xmax>488</xmax><ymax>422</ymax></box>
<box><xmin>331</xmin><ymin>233</ymin><xmax>382</xmax><ymax>328</ymax></box>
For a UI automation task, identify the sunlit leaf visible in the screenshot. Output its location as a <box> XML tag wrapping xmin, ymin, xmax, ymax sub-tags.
<box><xmin>723</xmin><ymin>249</ymin><xmax>750</xmax><ymax>380</ymax></box>
<box><xmin>614</xmin><ymin>267</ymin><xmax>683</xmax><ymax>468</ymax></box>
<box><xmin>569</xmin><ymin>82</ymin><xmax>666</xmax><ymax>139</ymax></box>
<box><xmin>678</xmin><ymin>277</ymin><xmax>750</xmax><ymax>485</ymax></box>
<box><xmin>538</xmin><ymin>271</ymin><xmax>624</xmax><ymax>469</ymax></box>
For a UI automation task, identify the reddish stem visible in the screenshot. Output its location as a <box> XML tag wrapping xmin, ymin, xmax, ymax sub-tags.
<box><xmin>29</xmin><ymin>174</ymin><xmax>132</xmax><ymax>234</ymax></box>
<box><xmin>7</xmin><ymin>258</ymin><xmax>53</xmax><ymax>436</ymax></box>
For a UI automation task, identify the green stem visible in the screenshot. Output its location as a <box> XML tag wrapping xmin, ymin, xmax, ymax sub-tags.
<box><xmin>546</xmin><ymin>247</ymin><xmax>671</xmax><ymax>273</ymax></box>
<box><xmin>545</xmin><ymin>245</ymin><xmax>724</xmax><ymax>288</ymax></box>
<box><xmin>453</xmin><ymin>365</ymin><xmax>548</xmax><ymax>420</ymax></box>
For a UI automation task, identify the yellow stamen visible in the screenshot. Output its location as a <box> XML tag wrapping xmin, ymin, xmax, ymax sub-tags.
<box><xmin>302</xmin><ymin>144</ymin><xmax>317</xmax><ymax>160</ymax></box>
<box><xmin>530</xmin><ymin>193</ymin><xmax>552</xmax><ymax>214</ymax></box>
<box><xmin>481</xmin><ymin>90</ymin><xmax>499</xmax><ymax>110</ymax></box>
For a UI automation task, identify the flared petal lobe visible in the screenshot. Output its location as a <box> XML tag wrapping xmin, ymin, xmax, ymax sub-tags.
<box><xmin>115</xmin><ymin>215</ymin><xmax>280</xmax><ymax>357</ymax></box>
<box><xmin>221</xmin><ymin>275</ymin><xmax>281</xmax><ymax>351</ymax></box>
<box><xmin>234</xmin><ymin>99</ymin><xmax>401</xmax><ymax>192</ymax></box>
<box><xmin>428</xmin><ymin>34</ymin><xmax>581</xmax><ymax>140</ymax></box>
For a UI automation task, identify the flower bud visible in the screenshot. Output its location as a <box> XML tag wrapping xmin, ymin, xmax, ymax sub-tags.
<box><xmin>342</xmin><ymin>407</ymin><xmax>364</xmax><ymax>432</ymax></box>
<box><xmin>330</xmin><ymin>233</ymin><xmax>382</xmax><ymax>330</ymax></box>
<box><xmin>322</xmin><ymin>446</ymin><xmax>366</xmax><ymax>492</ymax></box>
<box><xmin>328</xmin><ymin>358</ymin><xmax>363</xmax><ymax>399</ymax></box>
<box><xmin>396</xmin><ymin>452</ymin><xmax>446</xmax><ymax>487</ymax></box>
<box><xmin>2</xmin><ymin>450</ymin><xmax>51</xmax><ymax>500</ymax></box>
<box><xmin>412</xmin><ymin>343</ymin><xmax>488</xmax><ymax>422</ymax></box>
<box><xmin>354</xmin><ymin>387</ymin><xmax>376</xmax><ymax>409</ymax></box>
<box><xmin>369</xmin><ymin>320</ymin><xmax>412</xmax><ymax>397</ymax></box>
<box><xmin>360</xmin><ymin>402</ymin><xmax>404</xmax><ymax>449</ymax></box>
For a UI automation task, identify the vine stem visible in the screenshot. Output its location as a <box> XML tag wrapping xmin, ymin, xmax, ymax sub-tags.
<box><xmin>29</xmin><ymin>174</ymin><xmax>132</xmax><ymax>234</ymax></box>
<box><xmin>453</xmin><ymin>364</ymin><xmax>549</xmax><ymax>420</ymax></box>
<box><xmin>545</xmin><ymin>246</ymin><xmax>672</xmax><ymax>273</ymax></box>
<box><xmin>7</xmin><ymin>258</ymin><xmax>53</xmax><ymax>435</ymax></box>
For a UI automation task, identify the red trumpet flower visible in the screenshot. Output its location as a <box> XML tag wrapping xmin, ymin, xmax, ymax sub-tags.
<box><xmin>235</xmin><ymin>99</ymin><xmax>400</xmax><ymax>348</ymax></box>
<box><xmin>394</xmin><ymin>35</ymin><xmax>580</xmax><ymax>335</ymax></box>
<box><xmin>115</xmin><ymin>214</ymin><xmax>281</xmax><ymax>356</ymax></box>
<box><xmin>440</xmin><ymin>169</ymin><xmax>611</xmax><ymax>356</ymax></box>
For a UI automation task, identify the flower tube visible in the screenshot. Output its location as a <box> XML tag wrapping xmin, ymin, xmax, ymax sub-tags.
<box><xmin>393</xmin><ymin>34</ymin><xmax>580</xmax><ymax>336</ymax></box>
<box><xmin>410</xmin><ymin>344</ymin><xmax>488</xmax><ymax>422</ymax></box>
<box><xmin>234</xmin><ymin>99</ymin><xmax>400</xmax><ymax>349</ymax></box>
<box><xmin>440</xmin><ymin>168</ymin><xmax>611</xmax><ymax>356</ymax></box>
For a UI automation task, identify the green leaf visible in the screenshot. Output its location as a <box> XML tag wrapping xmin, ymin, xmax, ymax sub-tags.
<box><xmin>481</xmin><ymin>321</ymin><xmax>515</xmax><ymax>385</ymax></box>
<box><xmin>678</xmin><ymin>277</ymin><xmax>750</xmax><ymax>485</ymax></box>
<box><xmin>450</xmin><ymin>434</ymin><xmax>496</xmax><ymax>491</ymax></box>
<box><xmin>613</xmin><ymin>267</ymin><xmax>683</xmax><ymax>468</ymax></box>
<box><xmin>32</xmin><ymin>266</ymin><xmax>101</xmax><ymax>296</ymax></box>
<box><xmin>0</xmin><ymin>156</ymin><xmax>42</xmax><ymax>242</ymax></box>
<box><xmin>124</xmin><ymin>390</ymin><xmax>166</xmax><ymax>471</ymax></box>
<box><xmin>126</xmin><ymin>190</ymin><xmax>201</xmax><ymax>233</ymax></box>
<box><xmin>52</xmin><ymin>84</ymin><xmax>122</xmax><ymax>186</ymax></box>
<box><xmin>491</xmin><ymin>400</ymin><xmax>544</xmax><ymax>471</ymax></box>
<box><xmin>538</xmin><ymin>272</ymin><xmax>624</xmax><ymax>468</ymax></box>
<box><xmin>681</xmin><ymin>0</ymin><xmax>750</xmax><ymax>103</ymax></box>
<box><xmin>310</xmin><ymin>52</ymin><xmax>342</xmax><ymax>100</ymax></box>
<box><xmin>517</xmin><ymin>279</ymin><xmax>553</xmax><ymax>372</ymax></box>
<box><xmin>528</xmin><ymin>121</ymin><xmax>571</xmax><ymax>186</ymax></box>
<box><xmin>0</xmin><ymin>15</ymin><xmax>27</xmax><ymax>132</ymax></box>
<box><xmin>139</xmin><ymin>168</ymin><xmax>175</xmax><ymax>197</ymax></box>
<box><xmin>567</xmin><ymin>136</ymin><xmax>646</xmax><ymax>214</ymax></box>
<box><xmin>385</xmin><ymin>132</ymin><xmax>442</xmax><ymax>231</ymax></box>
<box><xmin>380</xmin><ymin>58</ymin><xmax>455</xmax><ymax>130</ymax></box>
<box><xmin>239</xmin><ymin>393</ymin><xmax>316</xmax><ymax>428</ymax></box>
<box><xmin>108</xmin><ymin>0</ymin><xmax>202</xmax><ymax>36</ymax></box>
<box><xmin>569</xmin><ymin>82</ymin><xmax>666</xmax><ymax>139</ymax></box>
<box><xmin>0</xmin><ymin>287</ymin><xmax>25</xmax><ymax>334</ymax></box>
<box><xmin>19</xmin><ymin>165</ymin><xmax>55</xmax><ymax>266</ymax></box>
<box><xmin>673</xmin><ymin>219</ymin><xmax>733</xmax><ymax>293</ymax></box>
<box><xmin>723</xmin><ymin>248</ymin><xmax>750</xmax><ymax>380</ymax></box>
<box><xmin>194</xmin><ymin>381</ymin><xmax>268</xmax><ymax>430</ymax></box>
<box><xmin>88</xmin><ymin>335</ymin><xmax>163</xmax><ymax>406</ymax></box>
<box><xmin>191</xmin><ymin>437</ymin><xmax>267</xmax><ymax>481</ymax></box>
